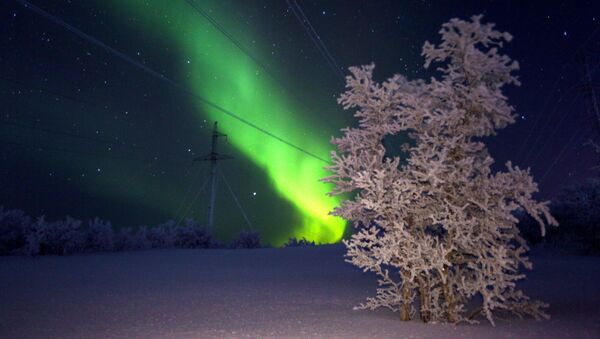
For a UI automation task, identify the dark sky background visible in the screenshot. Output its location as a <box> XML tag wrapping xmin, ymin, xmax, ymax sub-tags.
<box><xmin>1</xmin><ymin>0</ymin><xmax>599</xmax><ymax>244</ymax></box>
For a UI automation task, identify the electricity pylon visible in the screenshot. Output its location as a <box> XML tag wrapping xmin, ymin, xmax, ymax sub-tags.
<box><xmin>194</xmin><ymin>121</ymin><xmax>232</xmax><ymax>232</ymax></box>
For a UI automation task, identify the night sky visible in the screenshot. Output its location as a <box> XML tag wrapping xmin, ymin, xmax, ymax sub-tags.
<box><xmin>1</xmin><ymin>0</ymin><xmax>599</xmax><ymax>245</ymax></box>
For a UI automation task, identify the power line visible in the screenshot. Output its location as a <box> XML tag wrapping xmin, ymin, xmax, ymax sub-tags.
<box><xmin>514</xmin><ymin>23</ymin><xmax>600</xmax><ymax>163</ymax></box>
<box><xmin>176</xmin><ymin>172</ymin><xmax>211</xmax><ymax>227</ymax></box>
<box><xmin>174</xmin><ymin>166</ymin><xmax>208</xmax><ymax>227</ymax></box>
<box><xmin>183</xmin><ymin>1</ymin><xmax>285</xmax><ymax>92</ymax></box>
<box><xmin>0</xmin><ymin>137</ymin><xmax>185</xmax><ymax>165</ymax></box>
<box><xmin>15</xmin><ymin>0</ymin><xmax>330</xmax><ymax>164</ymax></box>
<box><xmin>173</xmin><ymin>166</ymin><xmax>201</xmax><ymax>223</ymax></box>
<box><xmin>219</xmin><ymin>167</ymin><xmax>253</xmax><ymax>231</ymax></box>
<box><xmin>2</xmin><ymin>78</ymin><xmax>219</xmax><ymax>165</ymax></box>
<box><xmin>579</xmin><ymin>51</ymin><xmax>600</xmax><ymax>140</ymax></box>
<box><xmin>288</xmin><ymin>0</ymin><xmax>345</xmax><ymax>83</ymax></box>
<box><xmin>1</xmin><ymin>75</ymin><xmax>211</xmax><ymax>141</ymax></box>
<box><xmin>14</xmin><ymin>0</ymin><xmax>182</xmax><ymax>89</ymax></box>
<box><xmin>0</xmin><ymin>119</ymin><xmax>123</xmax><ymax>146</ymax></box>
<box><xmin>539</xmin><ymin>128</ymin><xmax>593</xmax><ymax>185</ymax></box>
<box><xmin>183</xmin><ymin>0</ymin><xmax>321</xmax><ymax>117</ymax></box>
<box><xmin>1</xmin><ymin>76</ymin><xmax>115</xmax><ymax>113</ymax></box>
<box><xmin>519</xmin><ymin>60</ymin><xmax>600</xmax><ymax>164</ymax></box>
<box><xmin>515</xmin><ymin>87</ymin><xmax>570</xmax><ymax>163</ymax></box>
<box><xmin>527</xmin><ymin>93</ymin><xmax>582</xmax><ymax>166</ymax></box>
<box><xmin>0</xmin><ymin>116</ymin><xmax>190</xmax><ymax>164</ymax></box>
<box><xmin>286</xmin><ymin>0</ymin><xmax>345</xmax><ymax>85</ymax></box>
<box><xmin>0</xmin><ymin>110</ymin><xmax>189</xmax><ymax>159</ymax></box>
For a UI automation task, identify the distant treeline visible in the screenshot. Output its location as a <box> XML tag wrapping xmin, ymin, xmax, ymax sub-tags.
<box><xmin>0</xmin><ymin>208</ymin><xmax>318</xmax><ymax>256</ymax></box>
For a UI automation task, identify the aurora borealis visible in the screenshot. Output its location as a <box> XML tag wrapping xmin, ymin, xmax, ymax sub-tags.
<box><xmin>107</xmin><ymin>0</ymin><xmax>346</xmax><ymax>244</ymax></box>
<box><xmin>2</xmin><ymin>0</ymin><xmax>599</xmax><ymax>246</ymax></box>
<box><xmin>2</xmin><ymin>0</ymin><xmax>351</xmax><ymax>246</ymax></box>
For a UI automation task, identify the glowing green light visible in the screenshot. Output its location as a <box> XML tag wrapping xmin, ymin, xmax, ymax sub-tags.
<box><xmin>106</xmin><ymin>0</ymin><xmax>345</xmax><ymax>245</ymax></box>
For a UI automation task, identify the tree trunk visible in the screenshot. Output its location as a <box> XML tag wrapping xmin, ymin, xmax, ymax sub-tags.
<box><xmin>416</xmin><ymin>276</ymin><xmax>431</xmax><ymax>323</ymax></box>
<box><xmin>400</xmin><ymin>284</ymin><xmax>411</xmax><ymax>321</ymax></box>
<box><xmin>443</xmin><ymin>281</ymin><xmax>458</xmax><ymax>323</ymax></box>
<box><xmin>419</xmin><ymin>289</ymin><xmax>431</xmax><ymax>322</ymax></box>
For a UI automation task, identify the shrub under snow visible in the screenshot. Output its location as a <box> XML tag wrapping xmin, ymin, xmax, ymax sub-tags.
<box><xmin>146</xmin><ymin>220</ymin><xmax>177</xmax><ymax>248</ymax></box>
<box><xmin>85</xmin><ymin>218</ymin><xmax>114</xmax><ymax>252</ymax></box>
<box><xmin>1</xmin><ymin>207</ymin><xmax>261</xmax><ymax>254</ymax></box>
<box><xmin>175</xmin><ymin>219</ymin><xmax>212</xmax><ymax>249</ymax></box>
<box><xmin>113</xmin><ymin>227</ymin><xmax>138</xmax><ymax>251</ymax></box>
<box><xmin>284</xmin><ymin>237</ymin><xmax>316</xmax><ymax>247</ymax></box>
<box><xmin>0</xmin><ymin>207</ymin><xmax>222</xmax><ymax>255</ymax></box>
<box><xmin>33</xmin><ymin>216</ymin><xmax>86</xmax><ymax>256</ymax></box>
<box><xmin>231</xmin><ymin>230</ymin><xmax>261</xmax><ymax>249</ymax></box>
<box><xmin>0</xmin><ymin>207</ymin><xmax>33</xmax><ymax>255</ymax></box>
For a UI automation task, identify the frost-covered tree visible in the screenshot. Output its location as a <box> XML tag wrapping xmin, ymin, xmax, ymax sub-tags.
<box><xmin>85</xmin><ymin>217</ymin><xmax>114</xmax><ymax>252</ymax></box>
<box><xmin>231</xmin><ymin>230</ymin><xmax>261</xmax><ymax>249</ymax></box>
<box><xmin>284</xmin><ymin>237</ymin><xmax>316</xmax><ymax>247</ymax></box>
<box><xmin>114</xmin><ymin>227</ymin><xmax>138</xmax><ymax>251</ymax></box>
<box><xmin>0</xmin><ymin>207</ymin><xmax>32</xmax><ymax>255</ymax></box>
<box><xmin>146</xmin><ymin>220</ymin><xmax>177</xmax><ymax>248</ymax></box>
<box><xmin>174</xmin><ymin>219</ymin><xmax>212</xmax><ymax>249</ymax></box>
<box><xmin>134</xmin><ymin>225</ymin><xmax>153</xmax><ymax>250</ymax></box>
<box><xmin>27</xmin><ymin>216</ymin><xmax>86</xmax><ymax>255</ymax></box>
<box><xmin>324</xmin><ymin>15</ymin><xmax>557</xmax><ymax>325</ymax></box>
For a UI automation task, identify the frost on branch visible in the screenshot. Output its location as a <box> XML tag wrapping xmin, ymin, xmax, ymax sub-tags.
<box><xmin>323</xmin><ymin>15</ymin><xmax>558</xmax><ymax>325</ymax></box>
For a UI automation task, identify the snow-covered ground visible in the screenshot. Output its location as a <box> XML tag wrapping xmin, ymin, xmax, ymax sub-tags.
<box><xmin>1</xmin><ymin>245</ymin><xmax>599</xmax><ymax>338</ymax></box>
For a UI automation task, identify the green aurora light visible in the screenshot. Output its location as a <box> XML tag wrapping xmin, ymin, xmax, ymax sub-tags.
<box><xmin>105</xmin><ymin>0</ymin><xmax>346</xmax><ymax>244</ymax></box>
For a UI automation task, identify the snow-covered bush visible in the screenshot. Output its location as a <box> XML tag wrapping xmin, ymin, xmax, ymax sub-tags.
<box><xmin>113</xmin><ymin>227</ymin><xmax>138</xmax><ymax>251</ymax></box>
<box><xmin>134</xmin><ymin>225</ymin><xmax>153</xmax><ymax>250</ymax></box>
<box><xmin>146</xmin><ymin>220</ymin><xmax>177</xmax><ymax>248</ymax></box>
<box><xmin>0</xmin><ymin>207</ymin><xmax>32</xmax><ymax>255</ymax></box>
<box><xmin>32</xmin><ymin>216</ymin><xmax>86</xmax><ymax>255</ymax></box>
<box><xmin>324</xmin><ymin>15</ymin><xmax>557</xmax><ymax>325</ymax></box>
<box><xmin>231</xmin><ymin>230</ymin><xmax>261</xmax><ymax>249</ymax></box>
<box><xmin>174</xmin><ymin>219</ymin><xmax>212</xmax><ymax>249</ymax></box>
<box><xmin>85</xmin><ymin>217</ymin><xmax>114</xmax><ymax>252</ymax></box>
<box><xmin>209</xmin><ymin>240</ymin><xmax>225</xmax><ymax>249</ymax></box>
<box><xmin>126</xmin><ymin>220</ymin><xmax>211</xmax><ymax>250</ymax></box>
<box><xmin>1</xmin><ymin>207</ymin><xmax>256</xmax><ymax>254</ymax></box>
<box><xmin>284</xmin><ymin>237</ymin><xmax>316</xmax><ymax>247</ymax></box>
